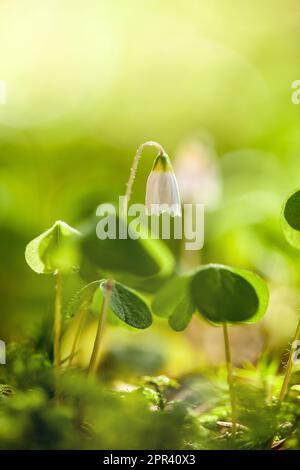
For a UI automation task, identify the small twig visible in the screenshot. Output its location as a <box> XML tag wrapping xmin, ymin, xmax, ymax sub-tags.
<box><xmin>271</xmin><ymin>438</ymin><xmax>287</xmax><ymax>449</ymax></box>
<box><xmin>217</xmin><ymin>421</ymin><xmax>248</xmax><ymax>432</ymax></box>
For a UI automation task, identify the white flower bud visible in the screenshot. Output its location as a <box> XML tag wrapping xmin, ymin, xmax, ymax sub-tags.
<box><xmin>145</xmin><ymin>153</ymin><xmax>181</xmax><ymax>217</ymax></box>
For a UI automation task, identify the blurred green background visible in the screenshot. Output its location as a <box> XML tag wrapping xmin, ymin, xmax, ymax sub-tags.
<box><xmin>1</xmin><ymin>0</ymin><xmax>300</xmax><ymax>376</ymax></box>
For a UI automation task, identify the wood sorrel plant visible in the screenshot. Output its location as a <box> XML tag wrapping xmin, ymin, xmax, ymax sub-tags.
<box><xmin>123</xmin><ymin>140</ymin><xmax>181</xmax><ymax>216</ymax></box>
<box><xmin>25</xmin><ymin>220</ymin><xmax>81</xmax><ymax>371</ymax></box>
<box><xmin>79</xmin><ymin>145</ymin><xmax>177</xmax><ymax>293</ymax></box>
<box><xmin>152</xmin><ymin>263</ymin><xmax>269</xmax><ymax>435</ymax></box>
<box><xmin>279</xmin><ymin>188</ymin><xmax>300</xmax><ymax>401</ymax></box>
<box><xmin>86</xmin><ymin>279</ymin><xmax>153</xmax><ymax>373</ymax></box>
<box><xmin>23</xmin><ymin>142</ymin><xmax>176</xmax><ymax>377</ymax></box>
<box><xmin>81</xmin><ymin>141</ymin><xmax>179</xmax><ymax>374</ymax></box>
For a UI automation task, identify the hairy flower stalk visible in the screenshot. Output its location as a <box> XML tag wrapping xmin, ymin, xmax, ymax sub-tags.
<box><xmin>122</xmin><ymin>141</ymin><xmax>166</xmax><ymax>215</ymax></box>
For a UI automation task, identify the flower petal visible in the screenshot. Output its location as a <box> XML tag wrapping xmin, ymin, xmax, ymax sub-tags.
<box><xmin>145</xmin><ymin>171</ymin><xmax>181</xmax><ymax>216</ymax></box>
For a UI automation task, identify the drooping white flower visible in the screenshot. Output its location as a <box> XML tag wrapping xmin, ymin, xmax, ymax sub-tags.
<box><xmin>145</xmin><ymin>153</ymin><xmax>181</xmax><ymax>217</ymax></box>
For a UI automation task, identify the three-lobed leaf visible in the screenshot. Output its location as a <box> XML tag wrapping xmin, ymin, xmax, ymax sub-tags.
<box><xmin>67</xmin><ymin>280</ymin><xmax>102</xmax><ymax>319</ymax></box>
<box><xmin>282</xmin><ymin>188</ymin><xmax>300</xmax><ymax>250</ymax></box>
<box><xmin>25</xmin><ymin>220</ymin><xmax>81</xmax><ymax>274</ymax></box>
<box><xmin>190</xmin><ymin>264</ymin><xmax>268</xmax><ymax>324</ymax></box>
<box><xmin>152</xmin><ymin>264</ymin><xmax>269</xmax><ymax>329</ymax></box>
<box><xmin>152</xmin><ymin>275</ymin><xmax>195</xmax><ymax>331</ymax></box>
<box><xmin>72</xmin><ymin>279</ymin><xmax>153</xmax><ymax>329</ymax></box>
<box><xmin>107</xmin><ymin>280</ymin><xmax>152</xmax><ymax>329</ymax></box>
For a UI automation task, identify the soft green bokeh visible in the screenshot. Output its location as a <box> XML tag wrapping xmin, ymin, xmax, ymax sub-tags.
<box><xmin>1</xmin><ymin>0</ymin><xmax>300</xmax><ymax>366</ymax></box>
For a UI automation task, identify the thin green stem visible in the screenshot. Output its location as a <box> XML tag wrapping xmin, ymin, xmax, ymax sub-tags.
<box><xmin>54</xmin><ymin>271</ymin><xmax>62</xmax><ymax>370</ymax></box>
<box><xmin>222</xmin><ymin>322</ymin><xmax>237</xmax><ymax>436</ymax></box>
<box><xmin>88</xmin><ymin>280</ymin><xmax>113</xmax><ymax>375</ymax></box>
<box><xmin>67</xmin><ymin>305</ymin><xmax>88</xmax><ymax>369</ymax></box>
<box><xmin>279</xmin><ymin>317</ymin><xmax>300</xmax><ymax>402</ymax></box>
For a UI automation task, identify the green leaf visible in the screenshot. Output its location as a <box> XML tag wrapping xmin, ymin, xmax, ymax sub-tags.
<box><xmin>152</xmin><ymin>275</ymin><xmax>195</xmax><ymax>331</ymax></box>
<box><xmin>107</xmin><ymin>280</ymin><xmax>152</xmax><ymax>329</ymax></box>
<box><xmin>190</xmin><ymin>264</ymin><xmax>269</xmax><ymax>324</ymax></box>
<box><xmin>282</xmin><ymin>188</ymin><xmax>300</xmax><ymax>249</ymax></box>
<box><xmin>67</xmin><ymin>280</ymin><xmax>152</xmax><ymax>329</ymax></box>
<box><xmin>89</xmin><ymin>285</ymin><xmax>120</xmax><ymax>326</ymax></box>
<box><xmin>79</xmin><ymin>212</ymin><xmax>175</xmax><ymax>292</ymax></box>
<box><xmin>25</xmin><ymin>220</ymin><xmax>81</xmax><ymax>274</ymax></box>
<box><xmin>66</xmin><ymin>280</ymin><xmax>102</xmax><ymax>319</ymax></box>
<box><xmin>168</xmin><ymin>299</ymin><xmax>194</xmax><ymax>331</ymax></box>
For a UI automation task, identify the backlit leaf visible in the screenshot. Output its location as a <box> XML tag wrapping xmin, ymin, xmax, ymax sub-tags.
<box><xmin>25</xmin><ymin>220</ymin><xmax>81</xmax><ymax>274</ymax></box>
<box><xmin>190</xmin><ymin>264</ymin><xmax>268</xmax><ymax>324</ymax></box>
<box><xmin>152</xmin><ymin>275</ymin><xmax>195</xmax><ymax>331</ymax></box>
